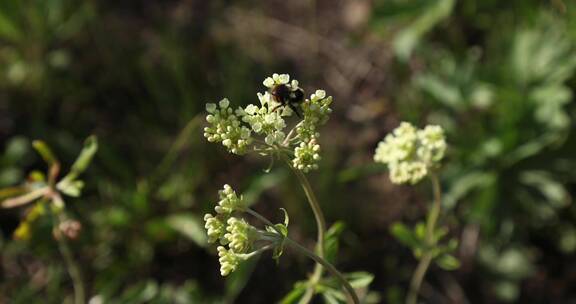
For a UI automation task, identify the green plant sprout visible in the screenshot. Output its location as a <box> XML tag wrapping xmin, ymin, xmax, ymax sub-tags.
<box><xmin>0</xmin><ymin>136</ymin><xmax>98</xmax><ymax>304</ymax></box>
<box><xmin>203</xmin><ymin>74</ymin><xmax>371</xmax><ymax>303</ymax></box>
<box><xmin>374</xmin><ymin>122</ymin><xmax>459</xmax><ymax>304</ymax></box>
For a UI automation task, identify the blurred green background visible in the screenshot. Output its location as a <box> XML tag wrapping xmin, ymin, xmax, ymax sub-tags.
<box><xmin>1</xmin><ymin>0</ymin><xmax>576</xmax><ymax>303</ymax></box>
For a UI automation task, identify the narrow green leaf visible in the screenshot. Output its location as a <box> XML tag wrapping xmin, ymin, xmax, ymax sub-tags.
<box><xmin>280</xmin><ymin>283</ymin><xmax>306</xmax><ymax>304</ymax></box>
<box><xmin>57</xmin><ymin>136</ymin><xmax>98</xmax><ymax>193</ymax></box>
<box><xmin>414</xmin><ymin>222</ymin><xmax>426</xmax><ymax>240</ymax></box>
<box><xmin>165</xmin><ymin>213</ymin><xmax>207</xmax><ymax>247</ymax></box>
<box><xmin>346</xmin><ymin>271</ymin><xmax>375</xmax><ymax>289</ymax></box>
<box><xmin>32</xmin><ymin>140</ymin><xmax>58</xmax><ymax>166</ymax></box>
<box><xmin>324</xmin><ymin>221</ymin><xmax>346</xmax><ymax>264</ymax></box>
<box><xmin>436</xmin><ymin>254</ymin><xmax>461</xmax><ymax>270</ymax></box>
<box><xmin>68</xmin><ymin>135</ymin><xmax>98</xmax><ymax>180</ymax></box>
<box><xmin>390</xmin><ymin>222</ymin><xmax>420</xmax><ymax>248</ymax></box>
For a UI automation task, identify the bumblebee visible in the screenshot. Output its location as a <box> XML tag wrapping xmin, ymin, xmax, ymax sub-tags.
<box><xmin>270</xmin><ymin>84</ymin><xmax>305</xmax><ymax>117</ymax></box>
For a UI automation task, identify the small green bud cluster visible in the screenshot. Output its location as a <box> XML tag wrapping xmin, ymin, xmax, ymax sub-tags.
<box><xmin>204</xmin><ymin>74</ymin><xmax>333</xmax><ymax>172</ymax></box>
<box><xmin>217</xmin><ymin>246</ymin><xmax>240</xmax><ymax>277</ymax></box>
<box><xmin>374</xmin><ymin>122</ymin><xmax>446</xmax><ymax>184</ymax></box>
<box><xmin>204</xmin><ymin>184</ymin><xmax>283</xmax><ymax>276</ymax></box>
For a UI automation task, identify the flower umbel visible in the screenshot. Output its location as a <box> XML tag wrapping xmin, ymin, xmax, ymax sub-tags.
<box><xmin>204</xmin><ymin>213</ymin><xmax>226</xmax><ymax>244</ymax></box>
<box><xmin>225</xmin><ymin>217</ymin><xmax>256</xmax><ymax>253</ymax></box>
<box><xmin>217</xmin><ymin>246</ymin><xmax>240</xmax><ymax>276</ymax></box>
<box><xmin>204</xmin><ymin>184</ymin><xmax>286</xmax><ymax>276</ymax></box>
<box><xmin>374</xmin><ymin>122</ymin><xmax>447</xmax><ymax>184</ymax></box>
<box><xmin>215</xmin><ymin>184</ymin><xmax>245</xmax><ymax>214</ymax></box>
<box><xmin>204</xmin><ymin>99</ymin><xmax>253</xmax><ymax>155</ymax></box>
<box><xmin>203</xmin><ymin>74</ymin><xmax>333</xmax><ymax>173</ymax></box>
<box><xmin>292</xmin><ymin>138</ymin><xmax>321</xmax><ymax>172</ymax></box>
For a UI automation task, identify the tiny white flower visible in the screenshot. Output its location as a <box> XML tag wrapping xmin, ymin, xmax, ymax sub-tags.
<box><xmin>219</xmin><ymin>98</ymin><xmax>230</xmax><ymax>109</ymax></box>
<box><xmin>278</xmin><ymin>74</ymin><xmax>290</xmax><ymax>84</ymax></box>
<box><xmin>206</xmin><ymin>103</ymin><xmax>217</xmax><ymax>113</ymax></box>
<box><xmin>263</xmin><ymin>77</ymin><xmax>275</xmax><ymax>88</ymax></box>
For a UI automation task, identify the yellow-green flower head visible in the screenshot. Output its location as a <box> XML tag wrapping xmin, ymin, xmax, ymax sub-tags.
<box><xmin>215</xmin><ymin>184</ymin><xmax>244</xmax><ymax>214</ymax></box>
<box><xmin>204</xmin><ymin>213</ymin><xmax>226</xmax><ymax>244</ymax></box>
<box><xmin>224</xmin><ymin>217</ymin><xmax>256</xmax><ymax>254</ymax></box>
<box><xmin>374</xmin><ymin>122</ymin><xmax>446</xmax><ymax>184</ymax></box>
<box><xmin>217</xmin><ymin>246</ymin><xmax>240</xmax><ymax>276</ymax></box>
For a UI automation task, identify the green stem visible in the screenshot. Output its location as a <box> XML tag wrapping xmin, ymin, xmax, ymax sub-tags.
<box><xmin>56</xmin><ymin>230</ymin><xmax>86</xmax><ymax>304</ymax></box>
<box><xmin>50</xmin><ymin>196</ymin><xmax>86</xmax><ymax>304</ymax></box>
<box><xmin>406</xmin><ymin>253</ymin><xmax>432</xmax><ymax>304</ymax></box>
<box><xmin>284</xmin><ymin>238</ymin><xmax>359</xmax><ymax>304</ymax></box>
<box><xmin>246</xmin><ymin>208</ymin><xmax>358</xmax><ymax>304</ymax></box>
<box><xmin>281</xmin><ymin>155</ymin><xmax>326</xmax><ymax>303</ymax></box>
<box><xmin>406</xmin><ymin>173</ymin><xmax>442</xmax><ymax>304</ymax></box>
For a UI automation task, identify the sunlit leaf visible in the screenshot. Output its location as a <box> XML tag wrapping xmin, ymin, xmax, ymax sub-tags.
<box><xmin>165</xmin><ymin>213</ymin><xmax>207</xmax><ymax>247</ymax></box>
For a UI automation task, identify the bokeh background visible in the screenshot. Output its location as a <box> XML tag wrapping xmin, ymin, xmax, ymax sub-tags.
<box><xmin>1</xmin><ymin>0</ymin><xmax>576</xmax><ymax>303</ymax></box>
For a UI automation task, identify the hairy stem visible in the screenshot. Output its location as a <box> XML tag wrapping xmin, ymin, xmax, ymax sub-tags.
<box><xmin>246</xmin><ymin>208</ymin><xmax>358</xmax><ymax>304</ymax></box>
<box><xmin>406</xmin><ymin>173</ymin><xmax>442</xmax><ymax>304</ymax></box>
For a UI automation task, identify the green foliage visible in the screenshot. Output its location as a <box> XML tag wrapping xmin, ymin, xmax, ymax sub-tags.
<box><xmin>2</xmin><ymin>0</ymin><xmax>576</xmax><ymax>303</ymax></box>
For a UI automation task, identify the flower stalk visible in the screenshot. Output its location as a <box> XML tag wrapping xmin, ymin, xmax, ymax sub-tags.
<box><xmin>406</xmin><ymin>173</ymin><xmax>442</xmax><ymax>304</ymax></box>
<box><xmin>246</xmin><ymin>208</ymin><xmax>358</xmax><ymax>304</ymax></box>
<box><xmin>202</xmin><ymin>74</ymin><xmax>361</xmax><ymax>303</ymax></box>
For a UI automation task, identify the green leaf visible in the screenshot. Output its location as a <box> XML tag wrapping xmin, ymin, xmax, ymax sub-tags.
<box><xmin>435</xmin><ymin>254</ymin><xmax>460</xmax><ymax>270</ymax></box>
<box><xmin>324</xmin><ymin>221</ymin><xmax>346</xmax><ymax>264</ymax></box>
<box><xmin>0</xmin><ymin>6</ymin><xmax>23</xmax><ymax>42</ymax></box>
<box><xmin>346</xmin><ymin>271</ymin><xmax>374</xmax><ymax>289</ymax></box>
<box><xmin>165</xmin><ymin>213</ymin><xmax>207</xmax><ymax>247</ymax></box>
<box><xmin>58</xmin><ymin>180</ymin><xmax>84</xmax><ymax>197</ymax></box>
<box><xmin>32</xmin><ymin>140</ymin><xmax>58</xmax><ymax>166</ymax></box>
<box><xmin>57</xmin><ymin>136</ymin><xmax>98</xmax><ymax>195</ymax></box>
<box><xmin>414</xmin><ymin>222</ymin><xmax>426</xmax><ymax>240</ymax></box>
<box><xmin>443</xmin><ymin>171</ymin><xmax>495</xmax><ymax>209</ymax></box>
<box><xmin>393</xmin><ymin>0</ymin><xmax>455</xmax><ymax>60</ymax></box>
<box><xmin>390</xmin><ymin>222</ymin><xmax>419</xmax><ymax>248</ymax></box>
<box><xmin>280</xmin><ymin>283</ymin><xmax>306</xmax><ymax>304</ymax></box>
<box><xmin>64</xmin><ymin>136</ymin><xmax>98</xmax><ymax>181</ymax></box>
<box><xmin>433</xmin><ymin>226</ymin><xmax>449</xmax><ymax>243</ymax></box>
<box><xmin>322</xmin><ymin>289</ymin><xmax>345</xmax><ymax>304</ymax></box>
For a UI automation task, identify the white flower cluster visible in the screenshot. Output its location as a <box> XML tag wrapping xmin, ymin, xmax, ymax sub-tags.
<box><xmin>203</xmin><ymin>184</ymin><xmax>257</xmax><ymax>276</ymax></box>
<box><xmin>204</xmin><ymin>99</ymin><xmax>253</xmax><ymax>155</ymax></box>
<box><xmin>203</xmin><ymin>74</ymin><xmax>333</xmax><ymax>173</ymax></box>
<box><xmin>293</xmin><ymin>138</ymin><xmax>321</xmax><ymax>172</ymax></box>
<box><xmin>293</xmin><ymin>90</ymin><xmax>333</xmax><ymax>172</ymax></box>
<box><xmin>374</xmin><ymin>122</ymin><xmax>446</xmax><ymax>184</ymax></box>
<box><xmin>204</xmin><ymin>184</ymin><xmax>286</xmax><ymax>276</ymax></box>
